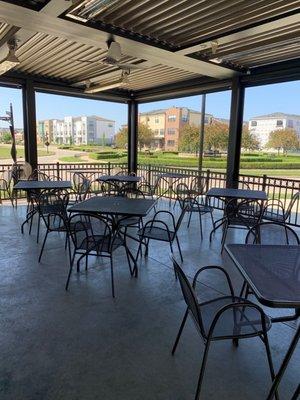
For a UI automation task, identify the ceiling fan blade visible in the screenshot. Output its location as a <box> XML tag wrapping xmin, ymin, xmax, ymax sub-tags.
<box><xmin>107</xmin><ymin>41</ymin><xmax>122</xmax><ymax>62</ymax></box>
<box><xmin>117</xmin><ymin>63</ymin><xmax>147</xmax><ymax>70</ymax></box>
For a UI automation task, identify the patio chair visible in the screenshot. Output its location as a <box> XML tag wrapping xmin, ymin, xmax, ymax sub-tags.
<box><xmin>37</xmin><ymin>190</ymin><xmax>70</xmax><ymax>262</ymax></box>
<box><xmin>176</xmin><ymin>187</ymin><xmax>214</xmax><ymax>239</ymax></box>
<box><xmin>220</xmin><ymin>198</ymin><xmax>263</xmax><ymax>252</ymax></box>
<box><xmin>0</xmin><ymin>177</ymin><xmax>15</xmax><ymax>206</ymax></box>
<box><xmin>138</xmin><ymin>176</ymin><xmax>160</xmax><ymax>200</ymax></box>
<box><xmin>245</xmin><ymin>221</ymin><xmax>300</xmax><ymax>245</ymax></box>
<box><xmin>28</xmin><ymin>169</ymin><xmax>50</xmax><ymax>181</ymax></box>
<box><xmin>71</xmin><ymin>172</ymin><xmax>91</xmax><ymax>203</ymax></box>
<box><xmin>136</xmin><ymin>207</ymin><xmax>186</xmax><ymax>261</ymax></box>
<box><xmin>262</xmin><ymin>191</ymin><xmax>300</xmax><ymax>225</ymax></box>
<box><xmin>65</xmin><ymin>213</ymin><xmax>133</xmax><ymax>297</ymax></box>
<box><xmin>171</xmin><ymin>257</ymin><xmax>277</xmax><ymax>400</ymax></box>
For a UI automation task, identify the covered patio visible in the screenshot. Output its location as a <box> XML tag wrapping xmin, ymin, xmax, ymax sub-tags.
<box><xmin>0</xmin><ymin>1</ymin><xmax>299</xmax><ymax>399</ymax></box>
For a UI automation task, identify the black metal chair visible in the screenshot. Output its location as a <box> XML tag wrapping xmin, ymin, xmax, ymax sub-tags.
<box><xmin>176</xmin><ymin>186</ymin><xmax>214</xmax><ymax>239</ymax></box>
<box><xmin>0</xmin><ymin>177</ymin><xmax>15</xmax><ymax>206</ymax></box>
<box><xmin>137</xmin><ymin>208</ymin><xmax>186</xmax><ymax>261</ymax></box>
<box><xmin>65</xmin><ymin>213</ymin><xmax>133</xmax><ymax>297</ymax></box>
<box><xmin>220</xmin><ymin>198</ymin><xmax>263</xmax><ymax>252</ymax></box>
<box><xmin>262</xmin><ymin>191</ymin><xmax>300</xmax><ymax>225</ymax></box>
<box><xmin>245</xmin><ymin>221</ymin><xmax>300</xmax><ymax>245</ymax></box>
<box><xmin>37</xmin><ymin>190</ymin><xmax>70</xmax><ymax>262</ymax></box>
<box><xmin>72</xmin><ymin>172</ymin><xmax>91</xmax><ymax>202</ymax></box>
<box><xmin>171</xmin><ymin>257</ymin><xmax>278</xmax><ymax>400</ymax></box>
<box><xmin>28</xmin><ymin>170</ymin><xmax>50</xmax><ymax>181</ymax></box>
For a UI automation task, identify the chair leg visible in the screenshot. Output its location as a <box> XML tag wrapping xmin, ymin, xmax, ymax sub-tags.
<box><xmin>194</xmin><ymin>340</ymin><xmax>211</xmax><ymax>400</ymax></box>
<box><xmin>187</xmin><ymin>211</ymin><xmax>192</xmax><ymax>228</ymax></box>
<box><xmin>172</xmin><ymin>308</ymin><xmax>188</xmax><ymax>355</ymax></box>
<box><xmin>199</xmin><ymin>213</ymin><xmax>203</xmax><ymax>239</ymax></box>
<box><xmin>110</xmin><ymin>257</ymin><xmax>115</xmax><ymax>298</ymax></box>
<box><xmin>38</xmin><ymin>230</ymin><xmax>49</xmax><ymax>263</ymax></box>
<box><xmin>85</xmin><ymin>254</ymin><xmax>88</xmax><ymax>271</ymax></box>
<box><xmin>220</xmin><ymin>223</ymin><xmax>228</xmax><ymax>253</ymax></box>
<box><xmin>175</xmin><ymin>235</ymin><xmax>183</xmax><ymax>262</ymax></box>
<box><xmin>291</xmin><ymin>385</ymin><xmax>299</xmax><ymax>400</ymax></box>
<box><xmin>263</xmin><ymin>333</ymin><xmax>279</xmax><ymax>400</ymax></box>
<box><xmin>65</xmin><ymin>251</ymin><xmax>76</xmax><ymax>290</ymax></box>
<box><xmin>36</xmin><ymin>215</ymin><xmax>41</xmax><ymax>243</ymax></box>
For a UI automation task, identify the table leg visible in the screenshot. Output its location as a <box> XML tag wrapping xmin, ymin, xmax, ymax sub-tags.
<box><xmin>266</xmin><ymin>325</ymin><xmax>300</xmax><ymax>400</ymax></box>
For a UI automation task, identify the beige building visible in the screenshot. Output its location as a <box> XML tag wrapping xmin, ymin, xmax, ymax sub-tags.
<box><xmin>139</xmin><ymin>107</ymin><xmax>213</xmax><ymax>151</ymax></box>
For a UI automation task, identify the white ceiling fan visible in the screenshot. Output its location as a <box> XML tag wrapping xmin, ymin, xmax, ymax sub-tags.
<box><xmin>70</xmin><ymin>39</ymin><xmax>146</xmax><ymax>71</ymax></box>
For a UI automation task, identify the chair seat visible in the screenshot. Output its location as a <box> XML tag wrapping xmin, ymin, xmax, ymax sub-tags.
<box><xmin>199</xmin><ymin>296</ymin><xmax>272</xmax><ymax>339</ymax></box>
<box><xmin>138</xmin><ymin>226</ymin><xmax>175</xmax><ymax>242</ymax></box>
<box><xmin>116</xmin><ymin>216</ymin><xmax>141</xmax><ymax>227</ymax></box>
<box><xmin>187</xmin><ymin>203</ymin><xmax>212</xmax><ymax>213</ymax></box>
<box><xmin>78</xmin><ymin>235</ymin><xmax>123</xmax><ymax>253</ymax></box>
<box><xmin>262</xmin><ymin>210</ymin><xmax>285</xmax><ymax>222</ymax></box>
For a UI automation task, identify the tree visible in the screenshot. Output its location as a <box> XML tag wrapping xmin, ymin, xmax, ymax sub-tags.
<box><xmin>178</xmin><ymin>124</ymin><xmax>199</xmax><ymax>153</ymax></box>
<box><xmin>115</xmin><ymin>126</ymin><xmax>127</xmax><ymax>148</ymax></box>
<box><xmin>114</xmin><ymin>123</ymin><xmax>154</xmax><ymax>150</ymax></box>
<box><xmin>204</xmin><ymin>121</ymin><xmax>229</xmax><ymax>151</ymax></box>
<box><xmin>241</xmin><ymin>127</ymin><xmax>259</xmax><ymax>151</ymax></box>
<box><xmin>0</xmin><ymin>131</ymin><xmax>12</xmax><ymax>144</ymax></box>
<box><xmin>266</xmin><ymin>128</ymin><xmax>300</xmax><ymax>154</ymax></box>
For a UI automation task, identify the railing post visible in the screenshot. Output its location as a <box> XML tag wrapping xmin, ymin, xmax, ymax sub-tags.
<box><xmin>147</xmin><ymin>164</ymin><xmax>151</xmax><ymax>184</ymax></box>
<box><xmin>56</xmin><ymin>162</ymin><xmax>60</xmax><ymax>180</ymax></box>
<box><xmin>206</xmin><ymin>169</ymin><xmax>210</xmax><ymax>191</ymax></box>
<box><xmin>108</xmin><ymin>162</ymin><xmax>111</xmax><ymax>175</ymax></box>
<box><xmin>262</xmin><ymin>174</ymin><xmax>267</xmax><ymax>191</ymax></box>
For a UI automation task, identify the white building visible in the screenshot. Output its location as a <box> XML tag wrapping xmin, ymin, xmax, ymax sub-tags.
<box><xmin>249</xmin><ymin>112</ymin><xmax>300</xmax><ymax>148</ymax></box>
<box><xmin>44</xmin><ymin>115</ymin><xmax>115</xmax><ymax>145</ymax></box>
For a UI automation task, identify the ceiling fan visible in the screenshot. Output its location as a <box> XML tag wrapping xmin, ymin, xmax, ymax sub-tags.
<box><xmin>70</xmin><ymin>39</ymin><xmax>146</xmax><ymax>71</ymax></box>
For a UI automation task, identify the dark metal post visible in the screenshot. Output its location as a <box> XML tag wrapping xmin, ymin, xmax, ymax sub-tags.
<box><xmin>198</xmin><ymin>94</ymin><xmax>206</xmax><ymax>177</ymax></box>
<box><xmin>226</xmin><ymin>77</ymin><xmax>245</xmax><ymax>188</ymax></box>
<box><xmin>127</xmin><ymin>100</ymin><xmax>138</xmax><ymax>174</ymax></box>
<box><xmin>22</xmin><ymin>80</ymin><xmax>38</xmax><ymax>172</ymax></box>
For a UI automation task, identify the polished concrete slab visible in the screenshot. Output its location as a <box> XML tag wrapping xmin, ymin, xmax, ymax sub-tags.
<box><xmin>0</xmin><ymin>202</ymin><xmax>299</xmax><ymax>400</ymax></box>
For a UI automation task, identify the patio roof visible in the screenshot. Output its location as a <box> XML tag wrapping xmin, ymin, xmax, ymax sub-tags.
<box><xmin>0</xmin><ymin>0</ymin><xmax>299</xmax><ymax>101</ymax></box>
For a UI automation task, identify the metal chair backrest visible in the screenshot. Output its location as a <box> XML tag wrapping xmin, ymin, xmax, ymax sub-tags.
<box><xmin>284</xmin><ymin>191</ymin><xmax>300</xmax><ymax>221</ymax></box>
<box><xmin>37</xmin><ymin>190</ymin><xmax>68</xmax><ymax>229</ymax></box>
<box><xmin>29</xmin><ymin>170</ymin><xmax>50</xmax><ymax>181</ymax></box>
<box><xmin>225</xmin><ymin>198</ymin><xmax>262</xmax><ymax>228</ymax></box>
<box><xmin>119</xmin><ymin>187</ymin><xmax>145</xmax><ymax>199</ymax></box>
<box><xmin>68</xmin><ymin>213</ymin><xmax>112</xmax><ymax>253</ymax></box>
<box><xmin>172</xmin><ymin>257</ymin><xmax>205</xmax><ymax>337</ymax></box>
<box><xmin>246</xmin><ymin>221</ymin><xmax>300</xmax><ymax>245</ymax></box>
<box><xmin>190</xmin><ymin>176</ymin><xmax>206</xmax><ymax>194</ymax></box>
<box><xmin>73</xmin><ymin>172</ymin><xmax>91</xmax><ymax>197</ymax></box>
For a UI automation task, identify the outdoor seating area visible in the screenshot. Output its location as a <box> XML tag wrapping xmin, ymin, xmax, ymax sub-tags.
<box><xmin>0</xmin><ymin>1</ymin><xmax>300</xmax><ymax>399</ymax></box>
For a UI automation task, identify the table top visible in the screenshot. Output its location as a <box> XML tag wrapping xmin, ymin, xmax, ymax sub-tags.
<box><xmin>14</xmin><ymin>180</ymin><xmax>72</xmax><ymax>190</ymax></box>
<box><xmin>68</xmin><ymin>196</ymin><xmax>156</xmax><ymax>217</ymax></box>
<box><xmin>207</xmin><ymin>187</ymin><xmax>267</xmax><ymax>201</ymax></box>
<box><xmin>97</xmin><ymin>175</ymin><xmax>141</xmax><ymax>183</ymax></box>
<box><xmin>225</xmin><ymin>244</ymin><xmax>300</xmax><ymax>308</ymax></box>
<box><xmin>158</xmin><ymin>172</ymin><xmax>190</xmax><ymax>179</ymax></box>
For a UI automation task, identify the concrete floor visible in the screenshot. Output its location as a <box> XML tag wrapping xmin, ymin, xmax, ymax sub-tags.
<box><xmin>0</xmin><ymin>201</ymin><xmax>299</xmax><ymax>400</ymax></box>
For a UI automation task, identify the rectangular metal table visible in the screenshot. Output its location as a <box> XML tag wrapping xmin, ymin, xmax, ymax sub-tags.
<box><xmin>14</xmin><ymin>180</ymin><xmax>72</xmax><ymax>190</ymax></box>
<box><xmin>68</xmin><ymin>196</ymin><xmax>155</xmax><ymax>216</ymax></box>
<box><xmin>97</xmin><ymin>175</ymin><xmax>141</xmax><ymax>184</ymax></box>
<box><xmin>207</xmin><ymin>187</ymin><xmax>267</xmax><ymax>201</ymax></box>
<box><xmin>68</xmin><ymin>196</ymin><xmax>156</xmax><ymax>277</ymax></box>
<box><xmin>225</xmin><ymin>244</ymin><xmax>300</xmax><ymax>399</ymax></box>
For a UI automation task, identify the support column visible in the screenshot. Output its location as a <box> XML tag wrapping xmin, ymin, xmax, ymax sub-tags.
<box><xmin>226</xmin><ymin>77</ymin><xmax>245</xmax><ymax>188</ymax></box>
<box><xmin>127</xmin><ymin>100</ymin><xmax>138</xmax><ymax>174</ymax></box>
<box><xmin>22</xmin><ymin>79</ymin><xmax>38</xmax><ymax>172</ymax></box>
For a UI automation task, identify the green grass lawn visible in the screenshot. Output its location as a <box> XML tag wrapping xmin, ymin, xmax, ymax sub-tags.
<box><xmin>0</xmin><ymin>146</ymin><xmax>53</xmax><ymax>159</ymax></box>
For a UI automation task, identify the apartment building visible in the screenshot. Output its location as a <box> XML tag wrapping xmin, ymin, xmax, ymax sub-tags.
<box><xmin>37</xmin><ymin>115</ymin><xmax>115</xmax><ymax>145</ymax></box>
<box><xmin>139</xmin><ymin>107</ymin><xmax>213</xmax><ymax>151</ymax></box>
<box><xmin>249</xmin><ymin>112</ymin><xmax>300</xmax><ymax>147</ymax></box>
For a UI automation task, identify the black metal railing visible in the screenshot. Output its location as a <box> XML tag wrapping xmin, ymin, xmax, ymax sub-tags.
<box><xmin>1</xmin><ymin>162</ymin><xmax>299</xmax><ymax>225</ymax></box>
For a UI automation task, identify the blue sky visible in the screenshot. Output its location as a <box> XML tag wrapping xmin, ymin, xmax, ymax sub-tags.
<box><xmin>0</xmin><ymin>81</ymin><xmax>299</xmax><ymax>130</ymax></box>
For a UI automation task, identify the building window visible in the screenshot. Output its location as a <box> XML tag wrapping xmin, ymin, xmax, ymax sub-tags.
<box><xmin>251</xmin><ymin>121</ymin><xmax>257</xmax><ymax>127</ymax></box>
<box><xmin>167</xmin><ymin>128</ymin><xmax>176</xmax><ymax>135</ymax></box>
<box><xmin>160</xmin><ymin>129</ymin><xmax>164</xmax><ymax>136</ymax></box>
<box><xmin>168</xmin><ymin>115</ymin><xmax>176</xmax><ymax>122</ymax></box>
<box><xmin>287</xmin><ymin>120</ymin><xmax>293</xmax><ymax>128</ymax></box>
<box><xmin>167</xmin><ymin>140</ymin><xmax>175</xmax><ymax>146</ymax></box>
<box><xmin>181</xmin><ymin>115</ymin><xmax>188</xmax><ymax>122</ymax></box>
<box><xmin>108</xmin><ymin>123</ymin><xmax>113</xmax><ymax>127</ymax></box>
<box><xmin>276</xmin><ymin>120</ymin><xmax>283</xmax><ymax>127</ymax></box>
<box><xmin>154</xmin><ymin>129</ymin><xmax>159</xmax><ymax>135</ymax></box>
<box><xmin>155</xmin><ymin>117</ymin><xmax>160</xmax><ymax>123</ymax></box>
